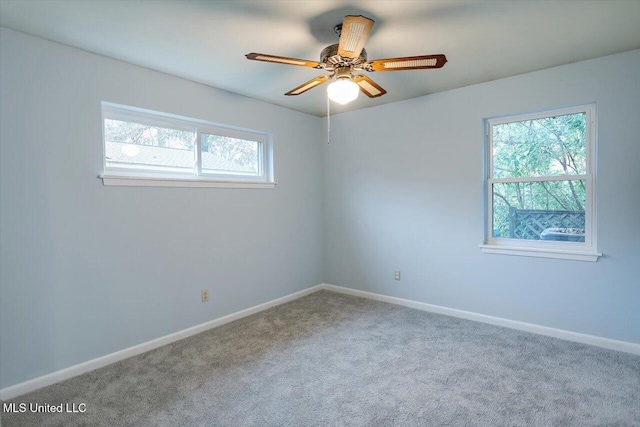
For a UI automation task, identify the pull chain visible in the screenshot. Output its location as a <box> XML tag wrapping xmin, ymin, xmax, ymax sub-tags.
<box><xmin>327</xmin><ymin>95</ymin><xmax>331</xmax><ymax>144</ymax></box>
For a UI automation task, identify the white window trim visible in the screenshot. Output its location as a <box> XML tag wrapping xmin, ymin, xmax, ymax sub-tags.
<box><xmin>481</xmin><ymin>104</ymin><xmax>601</xmax><ymax>261</ymax></box>
<box><xmin>100</xmin><ymin>173</ymin><xmax>276</xmax><ymax>189</ymax></box>
<box><xmin>100</xmin><ymin>102</ymin><xmax>275</xmax><ymax>188</ymax></box>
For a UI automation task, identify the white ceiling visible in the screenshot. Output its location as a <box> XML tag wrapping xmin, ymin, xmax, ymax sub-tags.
<box><xmin>1</xmin><ymin>0</ymin><xmax>639</xmax><ymax>117</ymax></box>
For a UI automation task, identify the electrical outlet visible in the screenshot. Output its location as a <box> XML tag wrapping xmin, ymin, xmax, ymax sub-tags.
<box><xmin>201</xmin><ymin>289</ymin><xmax>209</xmax><ymax>302</ymax></box>
<box><xmin>394</xmin><ymin>270</ymin><xmax>401</xmax><ymax>281</ymax></box>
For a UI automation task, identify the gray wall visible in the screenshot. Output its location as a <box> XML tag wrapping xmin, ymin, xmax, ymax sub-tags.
<box><xmin>323</xmin><ymin>50</ymin><xmax>640</xmax><ymax>344</ymax></box>
<box><xmin>0</xmin><ymin>28</ymin><xmax>324</xmax><ymax>389</ymax></box>
<box><xmin>2</xmin><ymin>27</ymin><xmax>639</xmax><ymax>391</ymax></box>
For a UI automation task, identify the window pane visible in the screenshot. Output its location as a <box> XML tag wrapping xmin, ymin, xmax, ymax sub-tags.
<box><xmin>104</xmin><ymin>119</ymin><xmax>195</xmax><ymax>172</ymax></box>
<box><xmin>201</xmin><ymin>134</ymin><xmax>259</xmax><ymax>176</ymax></box>
<box><xmin>492</xmin><ymin>113</ymin><xmax>586</xmax><ymax>178</ymax></box>
<box><xmin>492</xmin><ymin>180</ymin><xmax>586</xmax><ymax>241</ymax></box>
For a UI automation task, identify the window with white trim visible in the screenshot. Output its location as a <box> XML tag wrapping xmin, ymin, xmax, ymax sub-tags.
<box><xmin>100</xmin><ymin>103</ymin><xmax>274</xmax><ymax>188</ymax></box>
<box><xmin>481</xmin><ymin>104</ymin><xmax>600</xmax><ymax>261</ymax></box>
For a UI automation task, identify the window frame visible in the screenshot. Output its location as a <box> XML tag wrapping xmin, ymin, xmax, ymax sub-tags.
<box><xmin>100</xmin><ymin>102</ymin><xmax>275</xmax><ymax>188</ymax></box>
<box><xmin>480</xmin><ymin>104</ymin><xmax>601</xmax><ymax>261</ymax></box>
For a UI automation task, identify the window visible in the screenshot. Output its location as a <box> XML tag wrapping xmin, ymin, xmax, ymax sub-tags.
<box><xmin>100</xmin><ymin>103</ymin><xmax>274</xmax><ymax>188</ymax></box>
<box><xmin>481</xmin><ymin>105</ymin><xmax>600</xmax><ymax>261</ymax></box>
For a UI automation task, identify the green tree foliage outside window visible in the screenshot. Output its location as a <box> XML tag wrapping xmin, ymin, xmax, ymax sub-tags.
<box><xmin>491</xmin><ymin>113</ymin><xmax>587</xmax><ymax>238</ymax></box>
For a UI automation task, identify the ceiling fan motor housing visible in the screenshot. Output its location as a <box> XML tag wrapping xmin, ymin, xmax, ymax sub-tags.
<box><xmin>333</xmin><ymin>67</ymin><xmax>353</xmax><ymax>79</ymax></box>
<box><xmin>320</xmin><ymin>43</ymin><xmax>367</xmax><ymax>66</ymax></box>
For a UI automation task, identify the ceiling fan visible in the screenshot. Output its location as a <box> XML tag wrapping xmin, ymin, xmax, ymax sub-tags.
<box><xmin>246</xmin><ymin>15</ymin><xmax>447</xmax><ymax>105</ymax></box>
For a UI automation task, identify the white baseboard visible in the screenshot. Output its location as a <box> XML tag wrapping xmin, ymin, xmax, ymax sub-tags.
<box><xmin>0</xmin><ymin>284</ymin><xmax>324</xmax><ymax>401</ymax></box>
<box><xmin>320</xmin><ymin>284</ymin><xmax>640</xmax><ymax>356</ymax></box>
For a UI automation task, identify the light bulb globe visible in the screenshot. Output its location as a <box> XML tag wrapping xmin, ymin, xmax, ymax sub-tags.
<box><xmin>327</xmin><ymin>79</ymin><xmax>359</xmax><ymax>105</ymax></box>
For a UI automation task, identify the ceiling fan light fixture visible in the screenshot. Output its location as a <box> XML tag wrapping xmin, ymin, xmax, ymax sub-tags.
<box><xmin>327</xmin><ymin>78</ymin><xmax>359</xmax><ymax>105</ymax></box>
<box><xmin>246</xmin><ymin>14</ymin><xmax>447</xmax><ymax>106</ymax></box>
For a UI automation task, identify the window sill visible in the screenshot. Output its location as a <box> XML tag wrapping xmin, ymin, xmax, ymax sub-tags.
<box><xmin>100</xmin><ymin>173</ymin><xmax>276</xmax><ymax>189</ymax></box>
<box><xmin>479</xmin><ymin>244</ymin><xmax>601</xmax><ymax>262</ymax></box>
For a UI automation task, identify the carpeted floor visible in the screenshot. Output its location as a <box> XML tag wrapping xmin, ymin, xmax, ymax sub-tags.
<box><xmin>2</xmin><ymin>290</ymin><xmax>639</xmax><ymax>426</ymax></box>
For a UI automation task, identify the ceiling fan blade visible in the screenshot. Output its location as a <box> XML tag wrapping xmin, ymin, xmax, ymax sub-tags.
<box><xmin>245</xmin><ymin>53</ymin><xmax>322</xmax><ymax>69</ymax></box>
<box><xmin>285</xmin><ymin>75</ymin><xmax>331</xmax><ymax>96</ymax></box>
<box><xmin>337</xmin><ymin>15</ymin><xmax>375</xmax><ymax>59</ymax></box>
<box><xmin>367</xmin><ymin>54</ymin><xmax>447</xmax><ymax>72</ymax></box>
<box><xmin>353</xmin><ymin>75</ymin><xmax>387</xmax><ymax>98</ymax></box>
